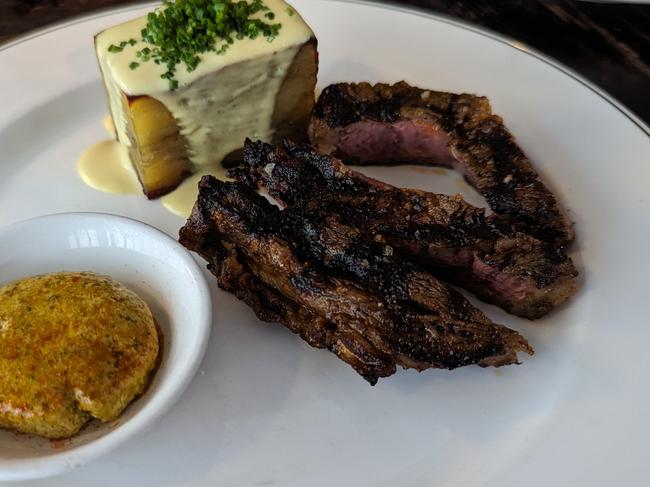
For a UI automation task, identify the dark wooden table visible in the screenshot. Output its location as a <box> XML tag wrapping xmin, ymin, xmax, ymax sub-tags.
<box><xmin>1</xmin><ymin>0</ymin><xmax>649</xmax><ymax>126</ymax></box>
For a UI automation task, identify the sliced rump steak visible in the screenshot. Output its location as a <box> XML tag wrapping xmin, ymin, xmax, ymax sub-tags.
<box><xmin>179</xmin><ymin>176</ymin><xmax>532</xmax><ymax>384</ymax></box>
<box><xmin>229</xmin><ymin>139</ymin><xmax>578</xmax><ymax>319</ymax></box>
<box><xmin>308</xmin><ymin>81</ymin><xmax>574</xmax><ymax>244</ymax></box>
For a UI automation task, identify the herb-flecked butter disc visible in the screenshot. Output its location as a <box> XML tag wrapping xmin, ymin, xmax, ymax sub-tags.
<box><xmin>0</xmin><ymin>272</ymin><xmax>160</xmax><ymax>439</ymax></box>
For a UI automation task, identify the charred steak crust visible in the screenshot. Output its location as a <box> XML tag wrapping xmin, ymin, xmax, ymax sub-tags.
<box><xmin>229</xmin><ymin>139</ymin><xmax>578</xmax><ymax>319</ymax></box>
<box><xmin>214</xmin><ymin>248</ymin><xmax>397</xmax><ymax>383</ymax></box>
<box><xmin>308</xmin><ymin>81</ymin><xmax>574</xmax><ymax>244</ymax></box>
<box><xmin>179</xmin><ymin>176</ymin><xmax>532</xmax><ymax>384</ymax></box>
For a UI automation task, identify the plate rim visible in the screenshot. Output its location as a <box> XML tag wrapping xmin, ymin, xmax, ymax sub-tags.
<box><xmin>0</xmin><ymin>1</ymin><xmax>649</xmax><ymax>484</ymax></box>
<box><xmin>1</xmin><ymin>0</ymin><xmax>648</xmax><ymax>139</ymax></box>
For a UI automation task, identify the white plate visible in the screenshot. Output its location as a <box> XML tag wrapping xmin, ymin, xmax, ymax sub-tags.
<box><xmin>0</xmin><ymin>213</ymin><xmax>212</xmax><ymax>481</ymax></box>
<box><xmin>1</xmin><ymin>1</ymin><xmax>649</xmax><ymax>485</ymax></box>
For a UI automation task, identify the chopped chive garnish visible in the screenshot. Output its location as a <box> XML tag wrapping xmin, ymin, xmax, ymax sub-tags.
<box><xmin>286</xmin><ymin>6</ymin><xmax>294</xmax><ymax>15</ymax></box>
<box><xmin>108</xmin><ymin>0</ymin><xmax>283</xmax><ymax>91</ymax></box>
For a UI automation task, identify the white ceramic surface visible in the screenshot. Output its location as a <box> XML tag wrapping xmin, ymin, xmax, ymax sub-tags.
<box><xmin>0</xmin><ymin>213</ymin><xmax>212</xmax><ymax>481</ymax></box>
<box><xmin>0</xmin><ymin>0</ymin><xmax>649</xmax><ymax>485</ymax></box>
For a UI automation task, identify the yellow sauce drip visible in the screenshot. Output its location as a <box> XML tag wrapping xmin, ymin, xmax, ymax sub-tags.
<box><xmin>155</xmin><ymin>46</ymin><xmax>300</xmax><ymax>167</ymax></box>
<box><xmin>103</xmin><ymin>114</ymin><xmax>116</xmax><ymax>139</ymax></box>
<box><xmin>77</xmin><ymin>140</ymin><xmax>139</xmax><ymax>194</ymax></box>
<box><xmin>77</xmin><ymin>118</ymin><xmax>231</xmax><ymax>217</ymax></box>
<box><xmin>161</xmin><ymin>165</ymin><xmax>230</xmax><ymax>217</ymax></box>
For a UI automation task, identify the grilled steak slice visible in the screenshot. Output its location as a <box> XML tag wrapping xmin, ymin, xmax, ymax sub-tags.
<box><xmin>308</xmin><ymin>81</ymin><xmax>574</xmax><ymax>244</ymax></box>
<box><xmin>180</xmin><ymin>176</ymin><xmax>532</xmax><ymax>384</ymax></box>
<box><xmin>230</xmin><ymin>139</ymin><xmax>578</xmax><ymax>319</ymax></box>
<box><xmin>208</xmin><ymin>244</ymin><xmax>397</xmax><ymax>382</ymax></box>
